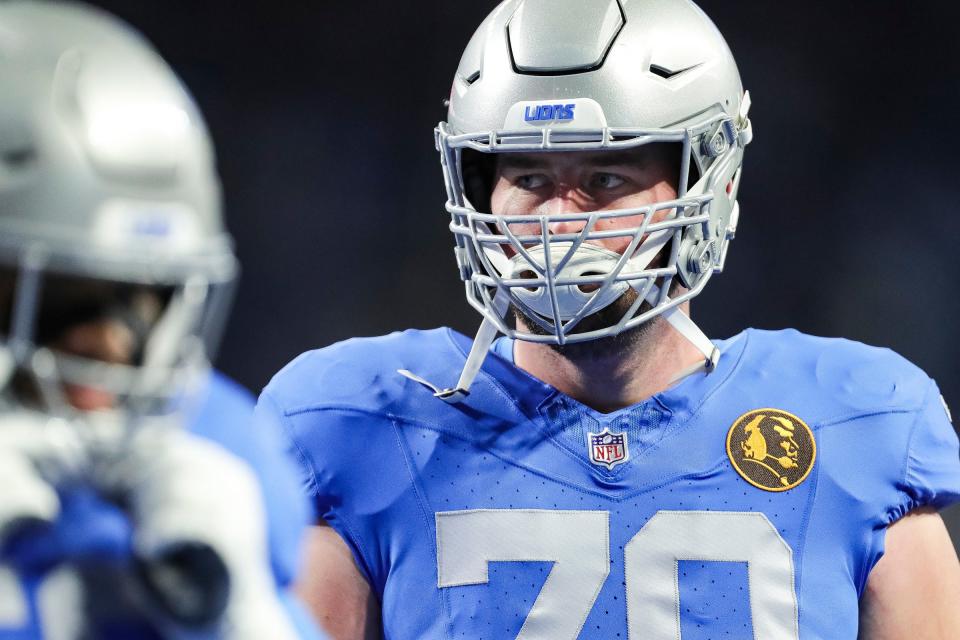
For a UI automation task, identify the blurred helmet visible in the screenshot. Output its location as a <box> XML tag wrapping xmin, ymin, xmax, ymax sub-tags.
<box><xmin>436</xmin><ymin>0</ymin><xmax>752</xmax><ymax>348</ymax></box>
<box><xmin>0</xmin><ymin>1</ymin><xmax>236</xmax><ymax>417</ymax></box>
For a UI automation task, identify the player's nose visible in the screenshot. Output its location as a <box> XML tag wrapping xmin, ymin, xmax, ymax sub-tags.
<box><xmin>545</xmin><ymin>196</ymin><xmax>589</xmax><ymax>236</ymax></box>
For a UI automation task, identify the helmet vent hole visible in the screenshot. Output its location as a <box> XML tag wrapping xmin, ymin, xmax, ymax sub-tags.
<box><xmin>578</xmin><ymin>271</ymin><xmax>604</xmax><ymax>293</ymax></box>
<box><xmin>518</xmin><ymin>270</ymin><xmax>539</xmax><ymax>292</ymax></box>
<box><xmin>464</xmin><ymin>70</ymin><xmax>481</xmax><ymax>86</ymax></box>
<box><xmin>649</xmin><ymin>63</ymin><xmax>701</xmax><ymax>80</ymax></box>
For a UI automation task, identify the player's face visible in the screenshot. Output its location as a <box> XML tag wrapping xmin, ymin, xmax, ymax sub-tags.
<box><xmin>0</xmin><ymin>271</ymin><xmax>166</xmax><ymax>413</ymax></box>
<box><xmin>489</xmin><ymin>144</ymin><xmax>682</xmax><ymax>350</ymax></box>
<box><xmin>46</xmin><ymin>283</ymin><xmax>166</xmax><ymax>412</ymax></box>
<box><xmin>489</xmin><ymin>143</ymin><xmax>680</xmax><ymax>255</ymax></box>
<box><xmin>52</xmin><ymin>317</ymin><xmax>137</xmax><ymax>411</ymax></box>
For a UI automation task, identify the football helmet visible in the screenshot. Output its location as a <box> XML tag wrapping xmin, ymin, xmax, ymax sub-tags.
<box><xmin>415</xmin><ymin>0</ymin><xmax>752</xmax><ymax>400</ymax></box>
<box><xmin>0</xmin><ymin>1</ymin><xmax>236</xmax><ymax>418</ymax></box>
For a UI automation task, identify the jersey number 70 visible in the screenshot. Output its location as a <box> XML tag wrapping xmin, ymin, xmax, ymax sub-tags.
<box><xmin>436</xmin><ymin>509</ymin><xmax>799</xmax><ymax>639</ymax></box>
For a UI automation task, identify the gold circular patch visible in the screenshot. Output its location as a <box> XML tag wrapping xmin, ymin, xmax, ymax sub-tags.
<box><xmin>726</xmin><ymin>409</ymin><xmax>816</xmax><ymax>492</ymax></box>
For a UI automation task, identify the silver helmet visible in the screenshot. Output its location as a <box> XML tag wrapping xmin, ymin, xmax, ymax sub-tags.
<box><xmin>0</xmin><ymin>1</ymin><xmax>237</xmax><ymax>415</ymax></box>
<box><xmin>417</xmin><ymin>0</ymin><xmax>753</xmax><ymax>400</ymax></box>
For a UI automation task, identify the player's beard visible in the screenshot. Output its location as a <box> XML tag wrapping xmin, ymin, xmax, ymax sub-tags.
<box><xmin>510</xmin><ymin>286</ymin><xmax>664</xmax><ymax>362</ymax></box>
<box><xmin>507</xmin><ymin>226</ymin><xmax>683</xmax><ymax>363</ymax></box>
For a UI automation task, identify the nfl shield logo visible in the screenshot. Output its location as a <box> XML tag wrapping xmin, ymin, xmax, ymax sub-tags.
<box><xmin>587</xmin><ymin>428</ymin><xmax>629</xmax><ymax>470</ymax></box>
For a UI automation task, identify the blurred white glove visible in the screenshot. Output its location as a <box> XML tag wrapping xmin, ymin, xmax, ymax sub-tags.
<box><xmin>0</xmin><ymin>411</ymin><xmax>89</xmax><ymax>542</ymax></box>
<box><xmin>117</xmin><ymin>424</ymin><xmax>299</xmax><ymax>640</ymax></box>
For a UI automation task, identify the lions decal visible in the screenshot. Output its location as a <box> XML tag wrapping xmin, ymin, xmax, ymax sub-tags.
<box><xmin>727</xmin><ymin>409</ymin><xmax>816</xmax><ymax>491</ymax></box>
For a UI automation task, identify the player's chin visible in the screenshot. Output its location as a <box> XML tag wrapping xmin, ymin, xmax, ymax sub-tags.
<box><xmin>64</xmin><ymin>383</ymin><xmax>117</xmax><ymax>412</ymax></box>
<box><xmin>510</xmin><ymin>289</ymin><xmax>659</xmax><ymax>361</ymax></box>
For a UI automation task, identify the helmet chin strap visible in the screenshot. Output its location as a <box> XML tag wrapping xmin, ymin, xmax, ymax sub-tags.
<box><xmin>399</xmin><ymin>227</ymin><xmax>720</xmax><ymax>403</ymax></box>
<box><xmin>639</xmin><ymin>283</ymin><xmax>720</xmax><ymax>384</ymax></box>
<box><xmin>398</xmin><ymin>291</ymin><xmax>508</xmax><ymax>403</ymax></box>
<box><xmin>398</xmin><ymin>295</ymin><xmax>716</xmax><ymax>403</ymax></box>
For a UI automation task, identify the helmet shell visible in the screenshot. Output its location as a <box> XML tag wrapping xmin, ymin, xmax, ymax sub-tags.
<box><xmin>0</xmin><ymin>1</ymin><xmax>234</xmax><ymax>285</ymax></box>
<box><xmin>435</xmin><ymin>0</ymin><xmax>753</xmax><ymax>346</ymax></box>
<box><xmin>448</xmin><ymin>0</ymin><xmax>743</xmax><ymax>135</ymax></box>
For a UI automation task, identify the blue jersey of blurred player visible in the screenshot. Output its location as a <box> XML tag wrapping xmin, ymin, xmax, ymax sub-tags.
<box><xmin>257</xmin><ymin>1</ymin><xmax>960</xmax><ymax>638</ymax></box>
<box><xmin>0</xmin><ymin>2</ymin><xmax>323</xmax><ymax>638</ymax></box>
<box><xmin>1</xmin><ymin>373</ymin><xmax>320</xmax><ymax>640</ymax></box>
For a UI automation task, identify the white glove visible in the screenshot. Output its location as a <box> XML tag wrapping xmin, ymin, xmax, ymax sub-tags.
<box><xmin>0</xmin><ymin>411</ymin><xmax>89</xmax><ymax>542</ymax></box>
<box><xmin>117</xmin><ymin>424</ymin><xmax>299</xmax><ymax>640</ymax></box>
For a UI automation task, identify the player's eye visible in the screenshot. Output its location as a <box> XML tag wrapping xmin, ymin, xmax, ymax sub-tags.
<box><xmin>590</xmin><ymin>172</ymin><xmax>626</xmax><ymax>190</ymax></box>
<box><xmin>515</xmin><ymin>174</ymin><xmax>550</xmax><ymax>191</ymax></box>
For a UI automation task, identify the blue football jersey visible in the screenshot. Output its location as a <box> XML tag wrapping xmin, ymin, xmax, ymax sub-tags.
<box><xmin>257</xmin><ymin>327</ymin><xmax>960</xmax><ymax>639</ymax></box>
<box><xmin>0</xmin><ymin>371</ymin><xmax>324</xmax><ymax>640</ymax></box>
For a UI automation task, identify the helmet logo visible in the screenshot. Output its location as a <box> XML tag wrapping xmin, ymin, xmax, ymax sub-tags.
<box><xmin>524</xmin><ymin>103</ymin><xmax>576</xmax><ymax>123</ymax></box>
<box><xmin>726</xmin><ymin>409</ymin><xmax>816</xmax><ymax>492</ymax></box>
<box><xmin>503</xmin><ymin>98</ymin><xmax>606</xmax><ymax>129</ymax></box>
<box><xmin>95</xmin><ymin>199</ymin><xmax>202</xmax><ymax>251</ymax></box>
<box><xmin>133</xmin><ymin>216</ymin><xmax>172</xmax><ymax>238</ymax></box>
<box><xmin>587</xmin><ymin>427</ymin><xmax>629</xmax><ymax>470</ymax></box>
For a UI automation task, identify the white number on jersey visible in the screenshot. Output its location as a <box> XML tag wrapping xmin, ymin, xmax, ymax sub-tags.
<box><xmin>436</xmin><ymin>509</ymin><xmax>800</xmax><ymax>640</ymax></box>
<box><xmin>436</xmin><ymin>510</ymin><xmax>609</xmax><ymax>638</ymax></box>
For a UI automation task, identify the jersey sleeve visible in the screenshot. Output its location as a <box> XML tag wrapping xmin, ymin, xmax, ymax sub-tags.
<box><xmin>252</xmin><ymin>390</ymin><xmax>383</xmax><ymax>592</ymax></box>
<box><xmin>895</xmin><ymin>380</ymin><xmax>960</xmax><ymax>518</ymax></box>
<box><xmin>251</xmin><ymin>391</ymin><xmax>320</xmax><ymax>523</ymax></box>
<box><xmin>253</xmin><ymin>330</ymin><xmax>506</xmax><ymax>601</ymax></box>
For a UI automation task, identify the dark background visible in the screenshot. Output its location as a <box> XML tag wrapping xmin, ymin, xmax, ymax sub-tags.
<box><xmin>85</xmin><ymin>1</ymin><xmax>960</xmax><ymax>537</ymax></box>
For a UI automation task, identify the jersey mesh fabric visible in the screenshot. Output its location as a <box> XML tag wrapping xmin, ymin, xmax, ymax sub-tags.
<box><xmin>261</xmin><ymin>327</ymin><xmax>960</xmax><ymax>639</ymax></box>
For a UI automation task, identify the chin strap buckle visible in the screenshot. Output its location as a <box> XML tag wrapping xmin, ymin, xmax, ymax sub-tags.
<box><xmin>396</xmin><ymin>301</ymin><xmax>506</xmax><ymax>404</ymax></box>
<box><xmin>397</xmin><ymin>368</ymin><xmax>469</xmax><ymax>404</ymax></box>
<box><xmin>737</xmin><ymin>90</ymin><xmax>753</xmax><ymax>147</ymax></box>
<box><xmin>706</xmin><ymin>345</ymin><xmax>721</xmax><ymax>372</ymax></box>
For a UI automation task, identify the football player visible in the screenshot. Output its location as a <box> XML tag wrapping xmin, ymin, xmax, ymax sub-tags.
<box><xmin>0</xmin><ymin>2</ymin><xmax>323</xmax><ymax>638</ymax></box>
<box><xmin>257</xmin><ymin>0</ymin><xmax>960</xmax><ymax>638</ymax></box>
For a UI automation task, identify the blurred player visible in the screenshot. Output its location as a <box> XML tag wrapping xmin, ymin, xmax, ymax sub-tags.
<box><xmin>257</xmin><ymin>0</ymin><xmax>960</xmax><ymax>638</ymax></box>
<box><xmin>0</xmin><ymin>2</ymin><xmax>324</xmax><ymax>638</ymax></box>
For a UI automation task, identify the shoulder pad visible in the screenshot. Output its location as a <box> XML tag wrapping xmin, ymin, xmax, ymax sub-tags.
<box><xmin>743</xmin><ymin>329</ymin><xmax>930</xmax><ymax>421</ymax></box>
<box><xmin>263</xmin><ymin>328</ymin><xmax>463</xmax><ymax>416</ymax></box>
